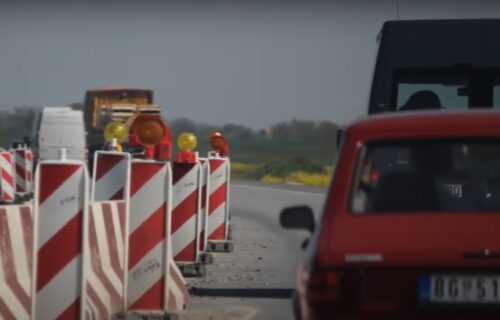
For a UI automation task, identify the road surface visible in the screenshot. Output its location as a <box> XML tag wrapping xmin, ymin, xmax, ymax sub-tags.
<box><xmin>181</xmin><ymin>181</ymin><xmax>327</xmax><ymax>320</ymax></box>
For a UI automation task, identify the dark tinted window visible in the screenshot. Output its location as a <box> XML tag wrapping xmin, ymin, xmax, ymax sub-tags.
<box><xmin>394</xmin><ymin>68</ymin><xmax>500</xmax><ymax>110</ymax></box>
<box><xmin>351</xmin><ymin>138</ymin><xmax>500</xmax><ymax>213</ymax></box>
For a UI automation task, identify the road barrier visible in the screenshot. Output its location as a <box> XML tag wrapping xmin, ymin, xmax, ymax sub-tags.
<box><xmin>0</xmin><ymin>205</ymin><xmax>32</xmax><ymax>319</ymax></box>
<box><xmin>86</xmin><ymin>201</ymin><xmax>127</xmax><ymax>319</ymax></box>
<box><xmin>13</xmin><ymin>148</ymin><xmax>33</xmax><ymax>196</ymax></box>
<box><xmin>32</xmin><ymin>159</ymin><xmax>89</xmax><ymax>319</ymax></box>
<box><xmin>127</xmin><ymin>159</ymin><xmax>189</xmax><ymax>313</ymax></box>
<box><xmin>0</xmin><ymin>151</ymin><xmax>15</xmax><ymax>203</ymax></box>
<box><xmin>206</xmin><ymin>151</ymin><xmax>233</xmax><ymax>252</ymax></box>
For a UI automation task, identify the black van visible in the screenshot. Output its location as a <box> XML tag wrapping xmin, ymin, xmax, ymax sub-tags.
<box><xmin>369</xmin><ymin>20</ymin><xmax>500</xmax><ymax>114</ymax></box>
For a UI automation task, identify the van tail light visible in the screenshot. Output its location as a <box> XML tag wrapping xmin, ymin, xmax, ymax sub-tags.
<box><xmin>305</xmin><ymin>269</ymin><xmax>342</xmax><ymax>304</ymax></box>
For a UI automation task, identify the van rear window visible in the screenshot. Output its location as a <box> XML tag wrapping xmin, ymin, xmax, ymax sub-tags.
<box><xmin>394</xmin><ymin>68</ymin><xmax>500</xmax><ymax>110</ymax></box>
<box><xmin>351</xmin><ymin>138</ymin><xmax>500</xmax><ymax>213</ymax></box>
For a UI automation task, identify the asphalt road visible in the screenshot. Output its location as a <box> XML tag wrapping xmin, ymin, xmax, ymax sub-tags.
<box><xmin>181</xmin><ymin>181</ymin><xmax>327</xmax><ymax>320</ymax></box>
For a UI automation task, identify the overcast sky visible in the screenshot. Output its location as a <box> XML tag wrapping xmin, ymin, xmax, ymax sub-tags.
<box><xmin>1</xmin><ymin>1</ymin><xmax>500</xmax><ymax>128</ymax></box>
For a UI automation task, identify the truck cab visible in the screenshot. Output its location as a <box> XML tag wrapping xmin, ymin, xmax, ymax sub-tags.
<box><xmin>369</xmin><ymin>20</ymin><xmax>500</xmax><ymax>114</ymax></box>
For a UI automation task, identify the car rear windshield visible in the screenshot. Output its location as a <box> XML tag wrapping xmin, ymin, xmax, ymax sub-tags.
<box><xmin>394</xmin><ymin>68</ymin><xmax>500</xmax><ymax>110</ymax></box>
<box><xmin>351</xmin><ymin>138</ymin><xmax>500</xmax><ymax>213</ymax></box>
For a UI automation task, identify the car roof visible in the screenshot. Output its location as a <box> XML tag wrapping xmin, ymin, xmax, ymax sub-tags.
<box><xmin>348</xmin><ymin>110</ymin><xmax>500</xmax><ymax>138</ymax></box>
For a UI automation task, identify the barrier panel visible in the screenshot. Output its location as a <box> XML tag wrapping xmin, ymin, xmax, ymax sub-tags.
<box><xmin>0</xmin><ymin>151</ymin><xmax>15</xmax><ymax>203</ymax></box>
<box><xmin>92</xmin><ymin>151</ymin><xmax>131</xmax><ymax>202</ymax></box>
<box><xmin>32</xmin><ymin>160</ymin><xmax>89</xmax><ymax>319</ymax></box>
<box><xmin>127</xmin><ymin>159</ymin><xmax>189</xmax><ymax>313</ymax></box>
<box><xmin>206</xmin><ymin>152</ymin><xmax>233</xmax><ymax>252</ymax></box>
<box><xmin>0</xmin><ymin>205</ymin><xmax>32</xmax><ymax>319</ymax></box>
<box><xmin>197</xmin><ymin>158</ymin><xmax>211</xmax><ymax>253</ymax></box>
<box><xmin>85</xmin><ymin>201</ymin><xmax>127</xmax><ymax>319</ymax></box>
<box><xmin>13</xmin><ymin>148</ymin><xmax>33</xmax><ymax>195</ymax></box>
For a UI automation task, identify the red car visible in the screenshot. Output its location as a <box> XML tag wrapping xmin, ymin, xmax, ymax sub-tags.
<box><xmin>281</xmin><ymin>111</ymin><xmax>500</xmax><ymax>319</ymax></box>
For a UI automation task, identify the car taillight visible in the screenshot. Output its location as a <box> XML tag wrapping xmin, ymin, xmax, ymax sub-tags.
<box><xmin>306</xmin><ymin>269</ymin><xmax>342</xmax><ymax>304</ymax></box>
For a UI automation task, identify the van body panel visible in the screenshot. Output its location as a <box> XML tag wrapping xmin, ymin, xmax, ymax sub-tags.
<box><xmin>34</xmin><ymin>107</ymin><xmax>86</xmax><ymax>161</ymax></box>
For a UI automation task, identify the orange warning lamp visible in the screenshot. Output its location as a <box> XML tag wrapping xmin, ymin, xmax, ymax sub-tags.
<box><xmin>128</xmin><ymin>115</ymin><xmax>172</xmax><ymax>160</ymax></box>
<box><xmin>210</xmin><ymin>131</ymin><xmax>229</xmax><ymax>157</ymax></box>
<box><xmin>176</xmin><ymin>132</ymin><xmax>198</xmax><ymax>163</ymax></box>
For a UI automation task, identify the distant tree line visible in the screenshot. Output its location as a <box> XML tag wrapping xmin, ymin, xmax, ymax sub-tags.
<box><xmin>0</xmin><ymin>105</ymin><xmax>340</xmax><ymax>148</ymax></box>
<box><xmin>168</xmin><ymin>118</ymin><xmax>340</xmax><ymax>146</ymax></box>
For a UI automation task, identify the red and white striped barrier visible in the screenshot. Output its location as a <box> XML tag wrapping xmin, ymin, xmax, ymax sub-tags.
<box><xmin>86</xmin><ymin>151</ymin><xmax>131</xmax><ymax>318</ymax></box>
<box><xmin>85</xmin><ymin>201</ymin><xmax>127</xmax><ymax>319</ymax></box>
<box><xmin>91</xmin><ymin>151</ymin><xmax>131</xmax><ymax>202</ymax></box>
<box><xmin>0</xmin><ymin>151</ymin><xmax>15</xmax><ymax>203</ymax></box>
<box><xmin>13</xmin><ymin>149</ymin><xmax>33</xmax><ymax>195</ymax></box>
<box><xmin>206</xmin><ymin>153</ymin><xmax>233</xmax><ymax>252</ymax></box>
<box><xmin>172</xmin><ymin>162</ymin><xmax>201</xmax><ymax>266</ymax></box>
<box><xmin>127</xmin><ymin>159</ymin><xmax>189</xmax><ymax>313</ymax></box>
<box><xmin>0</xmin><ymin>205</ymin><xmax>32</xmax><ymax>319</ymax></box>
<box><xmin>32</xmin><ymin>160</ymin><xmax>89</xmax><ymax>319</ymax></box>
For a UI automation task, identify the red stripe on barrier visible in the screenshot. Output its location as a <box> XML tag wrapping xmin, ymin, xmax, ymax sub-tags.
<box><xmin>171</xmin><ymin>191</ymin><xmax>198</xmax><ymax>234</ymax></box>
<box><xmin>117</xmin><ymin>202</ymin><xmax>126</xmax><ymax>241</ymax></box>
<box><xmin>209</xmin><ymin>183</ymin><xmax>227</xmax><ymax>215</ymax></box>
<box><xmin>199</xmin><ymin>231</ymin><xmax>205</xmax><ymax>251</ymax></box>
<box><xmin>201</xmin><ymin>185</ymin><xmax>207</xmax><ymax>209</ymax></box>
<box><xmin>2</xmin><ymin>169</ymin><xmax>14</xmax><ymax>189</ymax></box>
<box><xmin>0</xmin><ymin>211</ymin><xmax>31</xmax><ymax>313</ymax></box>
<box><xmin>95</xmin><ymin>155</ymin><xmax>124</xmax><ymax>181</ymax></box>
<box><xmin>56</xmin><ymin>298</ymin><xmax>80</xmax><ymax>320</ymax></box>
<box><xmin>15</xmin><ymin>164</ymin><xmax>24</xmax><ymax>179</ymax></box>
<box><xmin>130</xmin><ymin>277</ymin><xmax>164</xmax><ymax>310</ymax></box>
<box><xmin>26</xmin><ymin>152</ymin><xmax>32</xmax><ymax>161</ymax></box>
<box><xmin>109</xmin><ymin>188</ymin><xmax>124</xmax><ymax>201</ymax></box>
<box><xmin>87</xmin><ymin>283</ymin><xmax>109</xmax><ymax>320</ymax></box>
<box><xmin>174</xmin><ymin>239</ymin><xmax>196</xmax><ymax>261</ymax></box>
<box><xmin>209</xmin><ymin>223</ymin><xmax>225</xmax><ymax>240</ymax></box>
<box><xmin>102</xmin><ymin>203</ymin><xmax>124</xmax><ymax>280</ymax></box>
<box><xmin>170</xmin><ymin>266</ymin><xmax>190</xmax><ymax>308</ymax></box>
<box><xmin>0</xmin><ymin>298</ymin><xmax>15</xmax><ymax>320</ymax></box>
<box><xmin>209</xmin><ymin>159</ymin><xmax>225</xmax><ymax>173</ymax></box>
<box><xmin>172</xmin><ymin>163</ymin><xmax>195</xmax><ymax>185</ymax></box>
<box><xmin>128</xmin><ymin>204</ymin><xmax>165</xmax><ymax>268</ymax></box>
<box><xmin>0</xmin><ymin>153</ymin><xmax>10</xmax><ymax>162</ymax></box>
<box><xmin>37</xmin><ymin>212</ymin><xmax>82</xmax><ymax>291</ymax></box>
<box><xmin>130</xmin><ymin>164</ymin><xmax>163</xmax><ymax>197</ymax></box>
<box><xmin>38</xmin><ymin>164</ymin><xmax>81</xmax><ymax>205</ymax></box>
<box><xmin>88</xmin><ymin>207</ymin><xmax>122</xmax><ymax>309</ymax></box>
<box><xmin>20</xmin><ymin>206</ymin><xmax>33</xmax><ymax>278</ymax></box>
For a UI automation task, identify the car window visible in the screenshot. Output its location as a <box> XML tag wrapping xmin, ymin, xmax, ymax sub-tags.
<box><xmin>350</xmin><ymin>138</ymin><xmax>500</xmax><ymax>213</ymax></box>
<box><xmin>394</xmin><ymin>68</ymin><xmax>500</xmax><ymax>110</ymax></box>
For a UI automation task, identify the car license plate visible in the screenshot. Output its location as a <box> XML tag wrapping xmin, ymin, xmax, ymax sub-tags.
<box><xmin>419</xmin><ymin>274</ymin><xmax>500</xmax><ymax>304</ymax></box>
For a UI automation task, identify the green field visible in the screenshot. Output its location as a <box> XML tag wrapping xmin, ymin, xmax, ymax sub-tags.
<box><xmin>193</xmin><ymin>139</ymin><xmax>336</xmax><ymax>166</ymax></box>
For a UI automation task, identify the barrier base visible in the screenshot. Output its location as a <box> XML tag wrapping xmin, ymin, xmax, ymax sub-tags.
<box><xmin>198</xmin><ymin>252</ymin><xmax>214</xmax><ymax>265</ymax></box>
<box><xmin>115</xmin><ymin>311</ymin><xmax>179</xmax><ymax>320</ymax></box>
<box><xmin>206</xmin><ymin>240</ymin><xmax>234</xmax><ymax>253</ymax></box>
<box><xmin>178</xmin><ymin>263</ymin><xmax>207</xmax><ymax>278</ymax></box>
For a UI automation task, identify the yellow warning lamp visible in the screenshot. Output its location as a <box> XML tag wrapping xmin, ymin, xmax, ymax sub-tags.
<box><xmin>176</xmin><ymin>132</ymin><xmax>198</xmax><ymax>163</ymax></box>
<box><xmin>177</xmin><ymin>132</ymin><xmax>198</xmax><ymax>151</ymax></box>
<box><xmin>104</xmin><ymin>121</ymin><xmax>128</xmax><ymax>144</ymax></box>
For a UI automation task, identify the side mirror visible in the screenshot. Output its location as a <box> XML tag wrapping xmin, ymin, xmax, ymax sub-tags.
<box><xmin>280</xmin><ymin>205</ymin><xmax>315</xmax><ymax>233</ymax></box>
